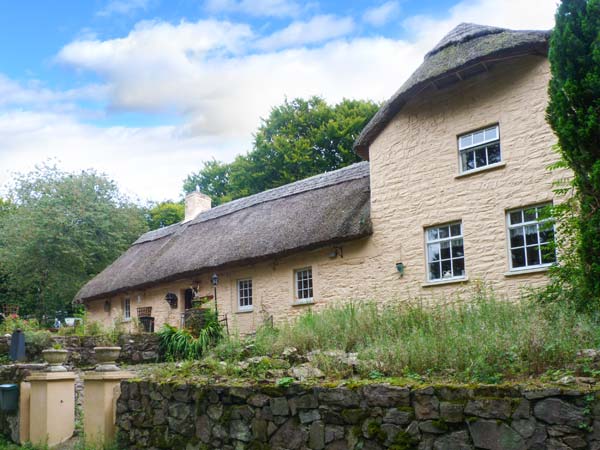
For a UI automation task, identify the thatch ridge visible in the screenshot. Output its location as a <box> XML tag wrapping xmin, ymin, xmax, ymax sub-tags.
<box><xmin>353</xmin><ymin>23</ymin><xmax>550</xmax><ymax>159</ymax></box>
<box><xmin>75</xmin><ymin>162</ymin><xmax>371</xmax><ymax>302</ymax></box>
<box><xmin>134</xmin><ymin>161</ymin><xmax>370</xmax><ymax>245</ymax></box>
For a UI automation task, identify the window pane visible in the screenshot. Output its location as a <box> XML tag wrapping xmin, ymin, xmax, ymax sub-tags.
<box><xmin>484</xmin><ymin>126</ymin><xmax>498</xmax><ymax>140</ymax></box>
<box><xmin>429</xmin><ymin>262</ymin><xmax>441</xmax><ymax>280</ymax></box>
<box><xmin>440</xmin><ymin>241</ymin><xmax>451</xmax><ymax>259</ymax></box>
<box><xmin>462</xmin><ymin>151</ymin><xmax>475</xmax><ymax>171</ymax></box>
<box><xmin>459</xmin><ymin>135</ymin><xmax>472</xmax><ymax>149</ymax></box>
<box><xmin>510</xmin><ymin>228</ymin><xmax>524</xmax><ymax>248</ymax></box>
<box><xmin>475</xmin><ymin>147</ymin><xmax>487</xmax><ymax>167</ymax></box>
<box><xmin>509</xmin><ymin>211</ymin><xmax>522</xmax><ymax>225</ymax></box>
<box><xmin>487</xmin><ymin>143</ymin><xmax>501</xmax><ymax>164</ymax></box>
<box><xmin>525</xmin><ymin>225</ymin><xmax>538</xmax><ymax>245</ymax></box>
<box><xmin>451</xmin><ymin>239</ymin><xmax>464</xmax><ymax>257</ymax></box>
<box><xmin>539</xmin><ymin>224</ymin><xmax>554</xmax><ymax>243</ymax></box>
<box><xmin>441</xmin><ymin>260</ymin><xmax>452</xmax><ymax>278</ymax></box>
<box><xmin>524</xmin><ymin>208</ymin><xmax>537</xmax><ymax>222</ymax></box>
<box><xmin>472</xmin><ymin>130</ymin><xmax>485</xmax><ymax>145</ymax></box>
<box><xmin>541</xmin><ymin>243</ymin><xmax>556</xmax><ymax>264</ymax></box>
<box><xmin>453</xmin><ymin>257</ymin><xmax>465</xmax><ymax>277</ymax></box>
<box><xmin>437</xmin><ymin>226</ymin><xmax>449</xmax><ymax>239</ymax></box>
<box><xmin>450</xmin><ymin>224</ymin><xmax>461</xmax><ymax>237</ymax></box>
<box><xmin>537</xmin><ymin>205</ymin><xmax>552</xmax><ymax>221</ymax></box>
<box><xmin>427</xmin><ymin>228</ymin><xmax>438</xmax><ymax>241</ymax></box>
<box><xmin>527</xmin><ymin>246</ymin><xmax>541</xmax><ymax>266</ymax></box>
<box><xmin>511</xmin><ymin>248</ymin><xmax>526</xmax><ymax>268</ymax></box>
<box><xmin>428</xmin><ymin>243</ymin><xmax>440</xmax><ymax>262</ymax></box>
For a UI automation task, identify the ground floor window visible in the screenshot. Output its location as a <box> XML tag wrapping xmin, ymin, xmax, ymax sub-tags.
<box><xmin>294</xmin><ymin>267</ymin><xmax>313</xmax><ymax>303</ymax></box>
<box><xmin>123</xmin><ymin>297</ymin><xmax>131</xmax><ymax>320</ymax></box>
<box><xmin>237</xmin><ymin>279</ymin><xmax>253</xmax><ymax>312</ymax></box>
<box><xmin>507</xmin><ymin>204</ymin><xmax>556</xmax><ymax>270</ymax></box>
<box><xmin>425</xmin><ymin>222</ymin><xmax>465</xmax><ymax>281</ymax></box>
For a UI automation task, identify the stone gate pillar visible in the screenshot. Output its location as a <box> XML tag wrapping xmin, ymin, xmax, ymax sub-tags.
<box><xmin>26</xmin><ymin>371</ymin><xmax>76</xmax><ymax>447</ymax></box>
<box><xmin>83</xmin><ymin>371</ymin><xmax>132</xmax><ymax>445</ymax></box>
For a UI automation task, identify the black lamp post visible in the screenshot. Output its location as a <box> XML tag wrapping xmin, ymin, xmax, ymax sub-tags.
<box><xmin>211</xmin><ymin>273</ymin><xmax>219</xmax><ymax>316</ymax></box>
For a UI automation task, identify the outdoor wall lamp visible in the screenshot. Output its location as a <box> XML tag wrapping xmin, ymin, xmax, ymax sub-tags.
<box><xmin>396</xmin><ymin>262</ymin><xmax>405</xmax><ymax>277</ymax></box>
<box><xmin>211</xmin><ymin>273</ymin><xmax>219</xmax><ymax>316</ymax></box>
<box><xmin>327</xmin><ymin>246</ymin><xmax>343</xmax><ymax>259</ymax></box>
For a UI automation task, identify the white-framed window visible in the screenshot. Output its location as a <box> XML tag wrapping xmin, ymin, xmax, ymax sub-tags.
<box><xmin>294</xmin><ymin>268</ymin><xmax>313</xmax><ymax>303</ymax></box>
<box><xmin>458</xmin><ymin>124</ymin><xmax>501</xmax><ymax>173</ymax></box>
<box><xmin>123</xmin><ymin>297</ymin><xmax>131</xmax><ymax>320</ymax></box>
<box><xmin>237</xmin><ymin>279</ymin><xmax>253</xmax><ymax>312</ymax></box>
<box><xmin>507</xmin><ymin>204</ymin><xmax>556</xmax><ymax>270</ymax></box>
<box><xmin>426</xmin><ymin>222</ymin><xmax>465</xmax><ymax>282</ymax></box>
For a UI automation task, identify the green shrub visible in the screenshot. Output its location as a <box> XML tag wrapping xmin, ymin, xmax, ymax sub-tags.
<box><xmin>0</xmin><ymin>315</ymin><xmax>42</xmax><ymax>334</ymax></box>
<box><xmin>158</xmin><ymin>310</ymin><xmax>223</xmax><ymax>361</ymax></box>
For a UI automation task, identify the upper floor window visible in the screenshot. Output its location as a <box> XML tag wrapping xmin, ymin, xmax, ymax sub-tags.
<box><xmin>507</xmin><ymin>204</ymin><xmax>556</xmax><ymax>270</ymax></box>
<box><xmin>426</xmin><ymin>222</ymin><xmax>465</xmax><ymax>282</ymax></box>
<box><xmin>294</xmin><ymin>268</ymin><xmax>313</xmax><ymax>303</ymax></box>
<box><xmin>123</xmin><ymin>297</ymin><xmax>131</xmax><ymax>320</ymax></box>
<box><xmin>237</xmin><ymin>279</ymin><xmax>253</xmax><ymax>312</ymax></box>
<box><xmin>458</xmin><ymin>125</ymin><xmax>501</xmax><ymax>173</ymax></box>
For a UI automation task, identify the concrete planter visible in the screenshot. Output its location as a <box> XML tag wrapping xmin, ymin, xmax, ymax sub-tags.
<box><xmin>41</xmin><ymin>349</ymin><xmax>68</xmax><ymax>372</ymax></box>
<box><xmin>94</xmin><ymin>346</ymin><xmax>121</xmax><ymax>372</ymax></box>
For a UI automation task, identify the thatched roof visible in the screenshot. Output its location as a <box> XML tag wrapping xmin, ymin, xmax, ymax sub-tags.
<box><xmin>75</xmin><ymin>162</ymin><xmax>372</xmax><ymax>302</ymax></box>
<box><xmin>353</xmin><ymin>23</ymin><xmax>551</xmax><ymax>159</ymax></box>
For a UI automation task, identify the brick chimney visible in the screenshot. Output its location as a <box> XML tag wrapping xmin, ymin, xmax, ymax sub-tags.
<box><xmin>184</xmin><ymin>191</ymin><xmax>211</xmax><ymax>222</ymax></box>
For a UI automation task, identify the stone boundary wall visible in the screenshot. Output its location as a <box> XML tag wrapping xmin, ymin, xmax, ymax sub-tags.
<box><xmin>0</xmin><ymin>333</ymin><xmax>160</xmax><ymax>367</ymax></box>
<box><xmin>115</xmin><ymin>381</ymin><xmax>600</xmax><ymax>449</ymax></box>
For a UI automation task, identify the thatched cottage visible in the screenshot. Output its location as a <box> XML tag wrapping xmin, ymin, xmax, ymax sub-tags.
<box><xmin>76</xmin><ymin>23</ymin><xmax>564</xmax><ymax>334</ymax></box>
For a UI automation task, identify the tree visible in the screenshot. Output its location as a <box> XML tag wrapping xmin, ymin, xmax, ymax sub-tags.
<box><xmin>184</xmin><ymin>97</ymin><xmax>379</xmax><ymax>205</ymax></box>
<box><xmin>0</xmin><ymin>198</ymin><xmax>15</xmax><ymax>308</ymax></box>
<box><xmin>183</xmin><ymin>160</ymin><xmax>232</xmax><ymax>206</ymax></box>
<box><xmin>546</xmin><ymin>0</ymin><xmax>600</xmax><ymax>305</ymax></box>
<box><xmin>0</xmin><ymin>165</ymin><xmax>148</xmax><ymax>319</ymax></box>
<box><xmin>146</xmin><ymin>201</ymin><xmax>184</xmax><ymax>230</ymax></box>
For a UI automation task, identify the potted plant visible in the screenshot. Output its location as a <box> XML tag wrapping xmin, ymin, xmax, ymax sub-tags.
<box><xmin>42</xmin><ymin>343</ymin><xmax>68</xmax><ymax>372</ymax></box>
<box><xmin>93</xmin><ymin>345</ymin><xmax>122</xmax><ymax>372</ymax></box>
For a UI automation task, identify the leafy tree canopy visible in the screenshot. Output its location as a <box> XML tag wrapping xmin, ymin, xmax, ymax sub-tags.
<box><xmin>546</xmin><ymin>0</ymin><xmax>600</xmax><ymax>306</ymax></box>
<box><xmin>146</xmin><ymin>201</ymin><xmax>184</xmax><ymax>230</ymax></box>
<box><xmin>0</xmin><ymin>165</ymin><xmax>148</xmax><ymax>319</ymax></box>
<box><xmin>183</xmin><ymin>97</ymin><xmax>379</xmax><ymax>205</ymax></box>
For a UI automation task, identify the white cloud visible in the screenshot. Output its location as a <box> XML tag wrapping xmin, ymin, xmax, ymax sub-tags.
<box><xmin>0</xmin><ymin>110</ymin><xmax>244</xmax><ymax>201</ymax></box>
<box><xmin>97</xmin><ymin>0</ymin><xmax>150</xmax><ymax>17</ymax></box>
<box><xmin>404</xmin><ymin>0</ymin><xmax>556</xmax><ymax>45</ymax></box>
<box><xmin>2</xmin><ymin>0</ymin><xmax>558</xmax><ymax>201</ymax></box>
<box><xmin>57</xmin><ymin>19</ymin><xmax>420</xmax><ymax>140</ymax></box>
<box><xmin>0</xmin><ymin>74</ymin><xmax>106</xmax><ymax>112</ymax></box>
<box><xmin>256</xmin><ymin>15</ymin><xmax>355</xmax><ymax>51</ymax></box>
<box><xmin>204</xmin><ymin>0</ymin><xmax>301</xmax><ymax>18</ymax></box>
<box><xmin>364</xmin><ymin>1</ymin><xmax>401</xmax><ymax>27</ymax></box>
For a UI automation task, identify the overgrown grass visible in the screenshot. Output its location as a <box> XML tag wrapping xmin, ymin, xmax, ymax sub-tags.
<box><xmin>213</xmin><ymin>290</ymin><xmax>600</xmax><ymax>383</ymax></box>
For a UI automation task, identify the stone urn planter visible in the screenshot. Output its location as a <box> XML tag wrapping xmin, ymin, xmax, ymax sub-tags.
<box><xmin>42</xmin><ymin>349</ymin><xmax>68</xmax><ymax>372</ymax></box>
<box><xmin>94</xmin><ymin>346</ymin><xmax>121</xmax><ymax>372</ymax></box>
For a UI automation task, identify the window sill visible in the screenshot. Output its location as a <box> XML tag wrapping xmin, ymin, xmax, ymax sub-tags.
<box><xmin>236</xmin><ymin>309</ymin><xmax>254</xmax><ymax>314</ymax></box>
<box><xmin>422</xmin><ymin>277</ymin><xmax>469</xmax><ymax>288</ymax></box>
<box><xmin>504</xmin><ymin>266</ymin><xmax>551</xmax><ymax>277</ymax></box>
<box><xmin>122</xmin><ymin>318</ymin><xmax>131</xmax><ymax>323</ymax></box>
<box><xmin>292</xmin><ymin>299</ymin><xmax>315</xmax><ymax>307</ymax></box>
<box><xmin>455</xmin><ymin>162</ymin><xmax>506</xmax><ymax>179</ymax></box>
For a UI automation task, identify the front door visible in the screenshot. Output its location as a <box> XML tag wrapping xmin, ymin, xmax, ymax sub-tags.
<box><xmin>184</xmin><ymin>288</ymin><xmax>194</xmax><ymax>310</ymax></box>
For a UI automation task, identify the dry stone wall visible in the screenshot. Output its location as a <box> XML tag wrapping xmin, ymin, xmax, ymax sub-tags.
<box><xmin>116</xmin><ymin>381</ymin><xmax>600</xmax><ymax>449</ymax></box>
<box><xmin>0</xmin><ymin>333</ymin><xmax>160</xmax><ymax>367</ymax></box>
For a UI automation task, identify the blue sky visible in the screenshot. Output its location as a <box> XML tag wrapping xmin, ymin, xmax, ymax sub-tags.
<box><xmin>0</xmin><ymin>0</ymin><xmax>556</xmax><ymax>201</ymax></box>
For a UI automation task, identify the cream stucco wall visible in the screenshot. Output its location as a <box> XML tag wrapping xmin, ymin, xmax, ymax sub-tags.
<box><xmin>364</xmin><ymin>54</ymin><xmax>566</xmax><ymax>301</ymax></box>
<box><xmin>86</xmin><ymin>54</ymin><xmax>566</xmax><ymax>334</ymax></box>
